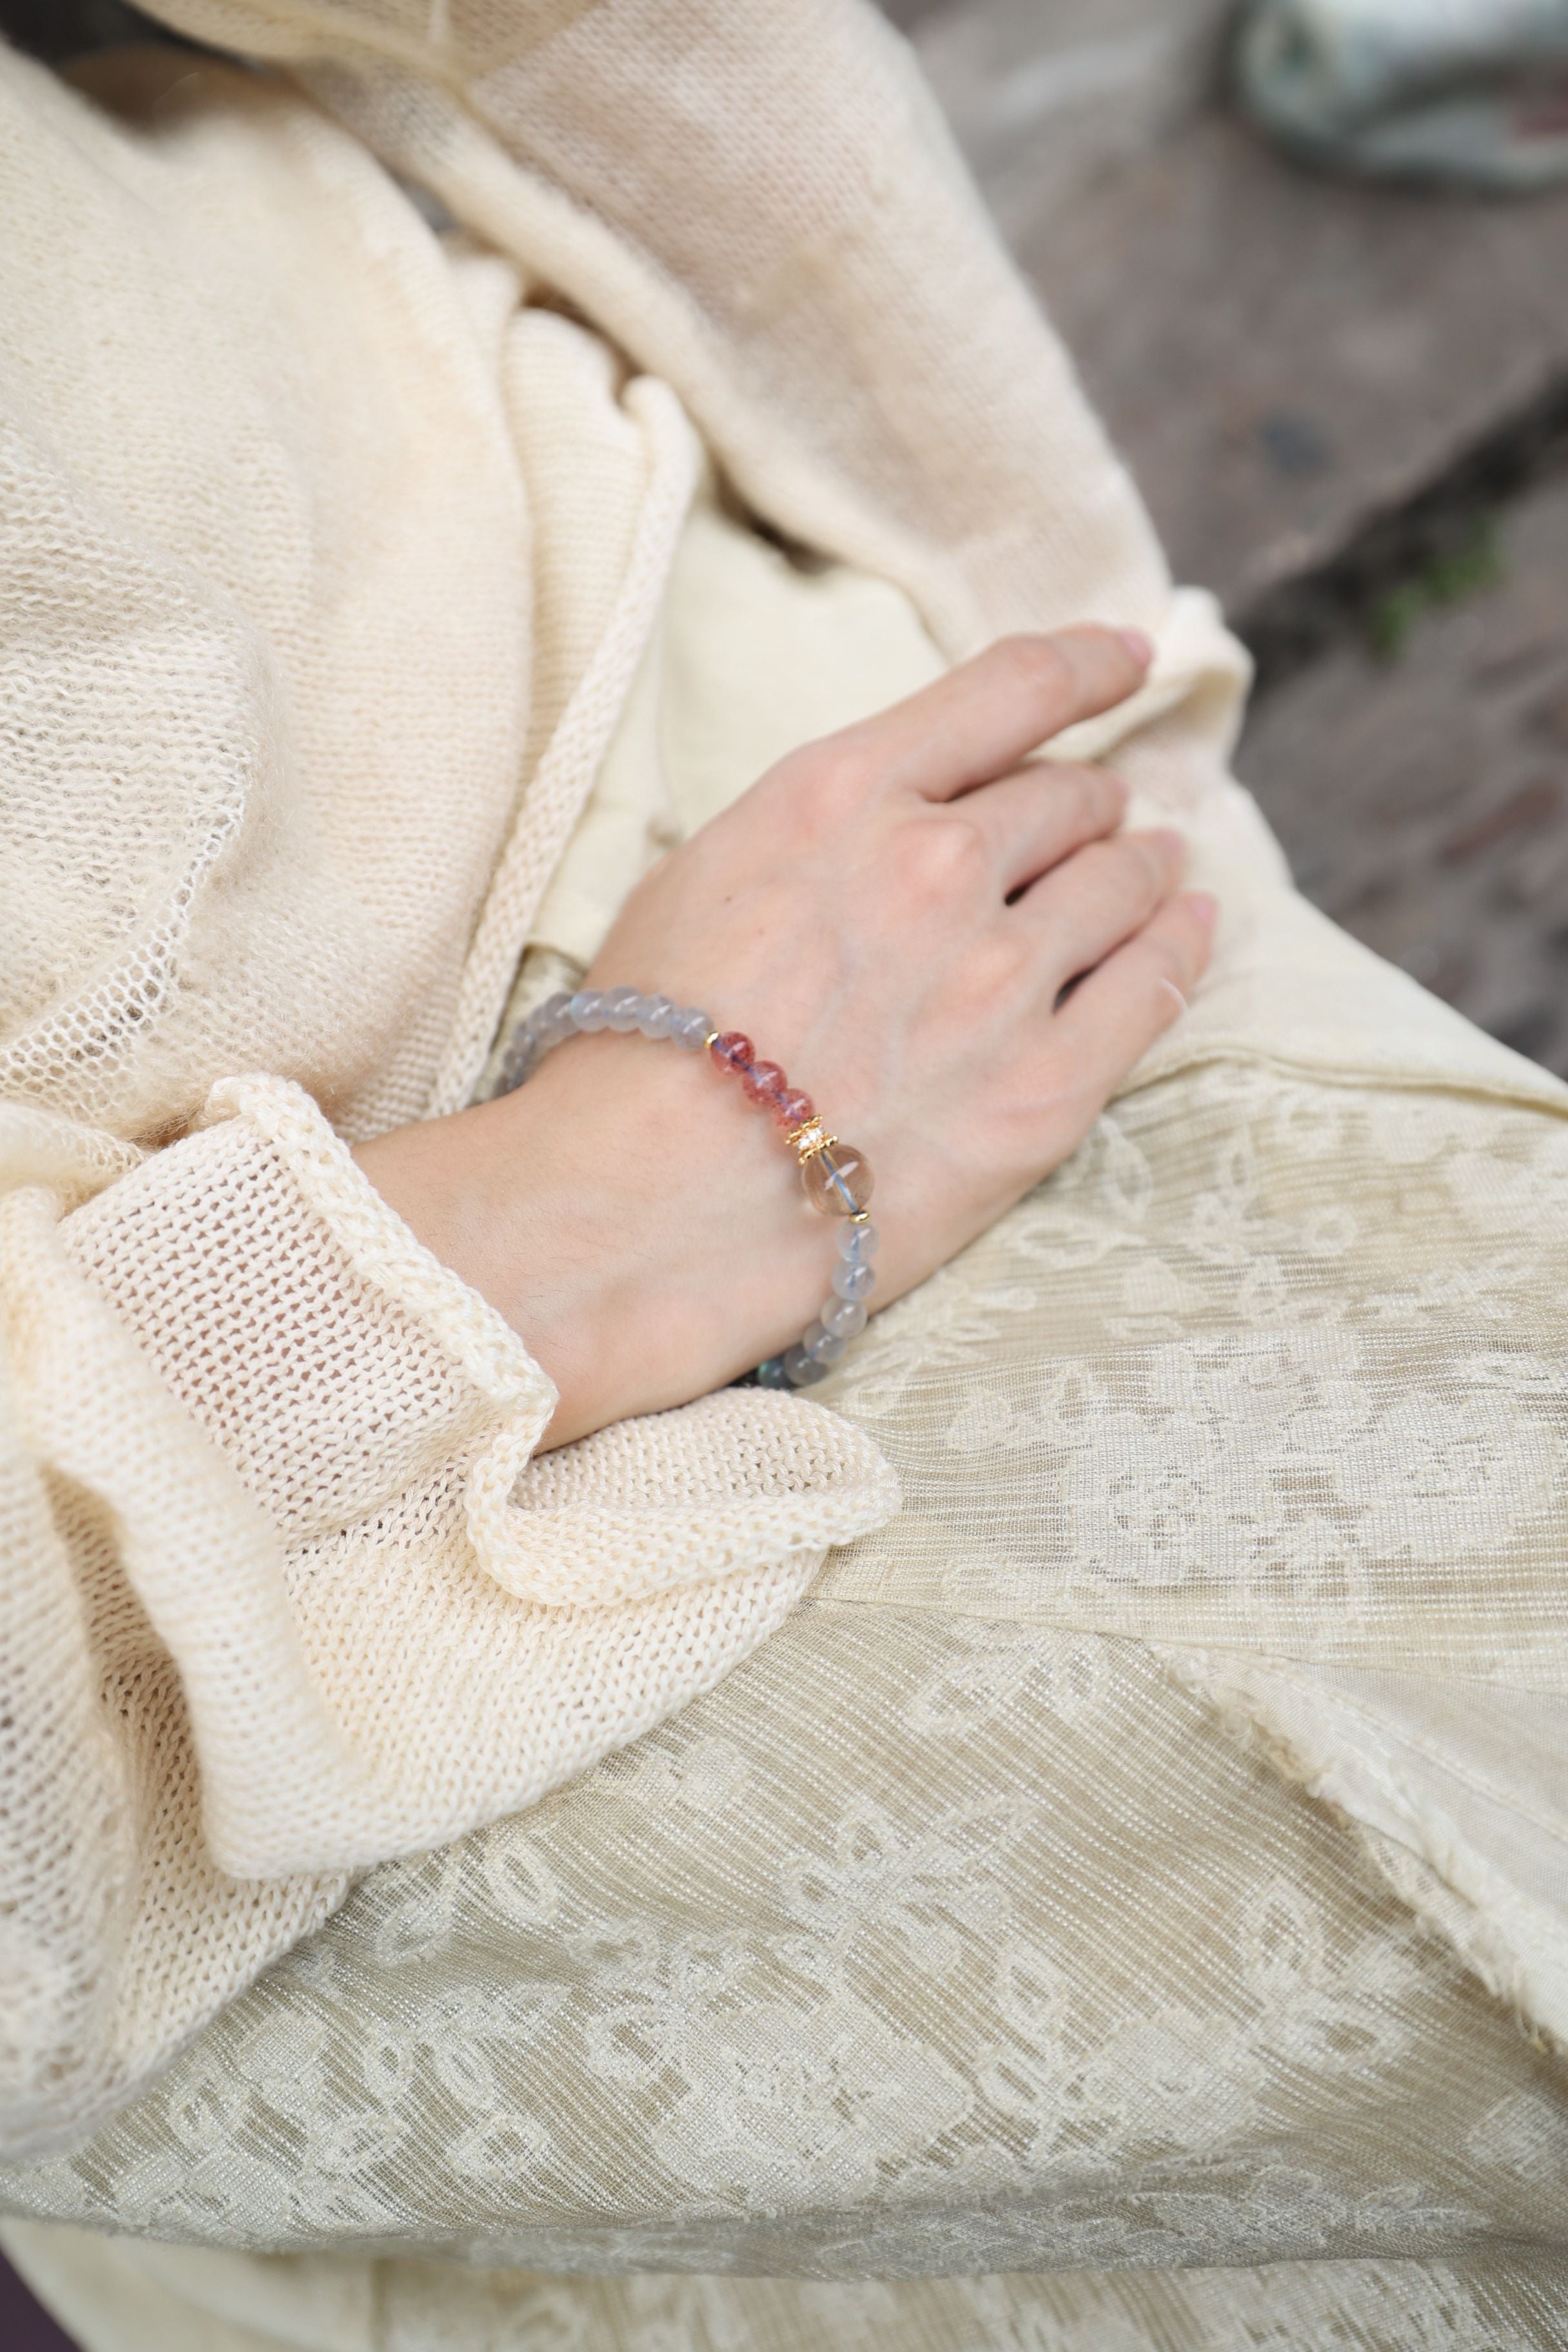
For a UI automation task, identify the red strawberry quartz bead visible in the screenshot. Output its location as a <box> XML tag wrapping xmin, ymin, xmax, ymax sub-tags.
<box><xmin>741</xmin><ymin>1060</ymin><xmax>788</xmax><ymax>1110</ymax></box>
<box><xmin>772</xmin><ymin>1085</ymin><xmax>814</xmax><ymax>1132</ymax></box>
<box><xmin>711</xmin><ymin>1032</ymin><xmax>754</xmax><ymax>1073</ymax></box>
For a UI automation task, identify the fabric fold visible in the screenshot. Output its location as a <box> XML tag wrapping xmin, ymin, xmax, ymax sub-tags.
<box><xmin>1167</xmin><ymin>1650</ymin><xmax>1568</xmax><ymax>2050</ymax></box>
<box><xmin>49</xmin><ymin>1073</ymin><xmax>900</xmax><ymax>1881</ymax></box>
<box><xmin>479</xmin><ymin>1389</ymin><xmax>902</xmax><ymax>1607</ymax></box>
<box><xmin>2</xmin><ymin>1061</ymin><xmax>899</xmax><ymax>2155</ymax></box>
<box><xmin>7</xmin><ymin>0</ymin><xmax>1568</xmax><ymax>2205</ymax></box>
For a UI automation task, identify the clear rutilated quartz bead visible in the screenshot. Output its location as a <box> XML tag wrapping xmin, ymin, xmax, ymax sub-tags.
<box><xmin>800</xmin><ymin>1140</ymin><xmax>874</xmax><ymax>1217</ymax></box>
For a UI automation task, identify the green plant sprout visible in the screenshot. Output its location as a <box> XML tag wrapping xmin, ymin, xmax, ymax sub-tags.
<box><xmin>1367</xmin><ymin>518</ymin><xmax>1504</xmax><ymax>661</ymax></box>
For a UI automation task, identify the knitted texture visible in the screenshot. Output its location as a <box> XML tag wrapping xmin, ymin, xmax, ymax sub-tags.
<box><xmin>15</xmin><ymin>1064</ymin><xmax>1568</xmax><ymax>2343</ymax></box>
<box><xmin>6</xmin><ymin>0</ymin><xmax>1567</xmax><ymax>2231</ymax></box>
<box><xmin>0</xmin><ymin>33</ymin><xmax>900</xmax><ymax>2161</ymax></box>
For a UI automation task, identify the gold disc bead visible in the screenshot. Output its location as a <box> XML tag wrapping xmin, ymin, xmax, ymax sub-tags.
<box><xmin>801</xmin><ymin>1139</ymin><xmax>874</xmax><ymax>1217</ymax></box>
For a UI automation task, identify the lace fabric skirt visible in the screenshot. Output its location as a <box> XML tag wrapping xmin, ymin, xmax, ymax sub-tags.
<box><xmin>8</xmin><ymin>1044</ymin><xmax>1568</xmax><ymax>2348</ymax></box>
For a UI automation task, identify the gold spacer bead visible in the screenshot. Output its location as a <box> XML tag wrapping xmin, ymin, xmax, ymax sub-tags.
<box><xmin>703</xmin><ymin>1030</ymin><xmax>721</xmax><ymax>1053</ymax></box>
<box><xmin>787</xmin><ymin>1119</ymin><xmax>836</xmax><ymax>1162</ymax></box>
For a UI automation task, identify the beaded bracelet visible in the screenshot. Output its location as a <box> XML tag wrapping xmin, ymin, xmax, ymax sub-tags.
<box><xmin>496</xmin><ymin>985</ymin><xmax>877</xmax><ymax>1389</ymax></box>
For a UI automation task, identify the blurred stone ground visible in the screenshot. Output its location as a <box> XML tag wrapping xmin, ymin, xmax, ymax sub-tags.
<box><xmin>1243</xmin><ymin>475</ymin><xmax>1568</xmax><ymax>1068</ymax></box>
<box><xmin>890</xmin><ymin>0</ymin><xmax>1568</xmax><ymax>1073</ymax></box>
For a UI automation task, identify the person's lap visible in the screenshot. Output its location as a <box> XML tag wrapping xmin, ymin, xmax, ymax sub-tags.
<box><xmin>14</xmin><ymin>509</ymin><xmax>1568</xmax><ymax>2333</ymax></box>
<box><xmin>8</xmin><ymin>1046</ymin><xmax>1568</xmax><ymax>2352</ymax></box>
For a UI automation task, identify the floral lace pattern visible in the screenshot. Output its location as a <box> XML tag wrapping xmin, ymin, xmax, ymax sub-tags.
<box><xmin>821</xmin><ymin>1065</ymin><xmax>1568</xmax><ymax>1674</ymax></box>
<box><xmin>5</xmin><ymin>1610</ymin><xmax>1563</xmax><ymax>2275</ymax></box>
<box><xmin>7</xmin><ymin>1062</ymin><xmax>1568</xmax><ymax>2347</ymax></box>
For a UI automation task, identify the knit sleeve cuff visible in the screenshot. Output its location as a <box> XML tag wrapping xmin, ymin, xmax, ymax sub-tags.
<box><xmin>58</xmin><ymin>1074</ymin><xmax>557</xmax><ymax>1552</ymax></box>
<box><xmin>44</xmin><ymin>1075</ymin><xmax>898</xmax><ymax>1881</ymax></box>
<box><xmin>61</xmin><ymin>1073</ymin><xmax>897</xmax><ymax>1603</ymax></box>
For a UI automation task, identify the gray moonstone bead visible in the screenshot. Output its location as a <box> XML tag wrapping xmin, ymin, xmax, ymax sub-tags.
<box><xmin>832</xmin><ymin>1260</ymin><xmax>876</xmax><ymax>1301</ymax></box>
<box><xmin>603</xmin><ymin>985</ymin><xmax>642</xmax><ymax>1032</ymax></box>
<box><xmin>802</xmin><ymin>1320</ymin><xmax>847</xmax><ymax>1365</ymax></box>
<box><xmin>821</xmin><ymin>1296</ymin><xmax>868</xmax><ymax>1338</ymax></box>
<box><xmin>671</xmin><ymin>1006</ymin><xmax>714</xmax><ymax>1050</ymax></box>
<box><xmin>783</xmin><ymin>1344</ymin><xmax>828</xmax><ymax>1386</ymax></box>
<box><xmin>534</xmin><ymin>990</ymin><xmax>576</xmax><ymax>1035</ymax></box>
<box><xmin>755</xmin><ymin>1357</ymin><xmax>791</xmax><ymax>1388</ymax></box>
<box><xmin>837</xmin><ymin>1220</ymin><xmax>880</xmax><ymax>1264</ymax></box>
<box><xmin>518</xmin><ymin>1016</ymin><xmax>557</xmax><ymax>1063</ymax></box>
<box><xmin>569</xmin><ymin>989</ymin><xmax>608</xmax><ymax>1031</ymax></box>
<box><xmin>635</xmin><ymin>993</ymin><xmax>676</xmax><ymax>1038</ymax></box>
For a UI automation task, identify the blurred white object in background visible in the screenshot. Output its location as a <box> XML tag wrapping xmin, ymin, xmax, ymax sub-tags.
<box><xmin>1238</xmin><ymin>0</ymin><xmax>1568</xmax><ymax>187</ymax></box>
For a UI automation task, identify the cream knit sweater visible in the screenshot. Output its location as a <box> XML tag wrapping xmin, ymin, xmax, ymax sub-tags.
<box><xmin>8</xmin><ymin>0</ymin><xmax>1542</xmax><ymax>2175</ymax></box>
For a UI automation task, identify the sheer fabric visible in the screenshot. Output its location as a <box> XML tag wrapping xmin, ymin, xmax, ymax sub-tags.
<box><xmin>8</xmin><ymin>1058</ymin><xmax>1568</xmax><ymax>2342</ymax></box>
<box><xmin>4</xmin><ymin>4</ymin><xmax>1568</xmax><ymax>2345</ymax></box>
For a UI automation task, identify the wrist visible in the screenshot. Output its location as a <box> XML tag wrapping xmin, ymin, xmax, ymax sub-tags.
<box><xmin>353</xmin><ymin>1032</ymin><xmax>829</xmax><ymax>1446</ymax></box>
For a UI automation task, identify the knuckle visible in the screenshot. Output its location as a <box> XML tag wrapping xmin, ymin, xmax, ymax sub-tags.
<box><xmin>1141</xmin><ymin>924</ymin><xmax>1189</xmax><ymax>982</ymax></box>
<box><xmin>1063</xmin><ymin>763</ymin><xmax>1122</xmax><ymax>829</ymax></box>
<box><xmin>968</xmin><ymin>928</ymin><xmax>1031</xmax><ymax>1005</ymax></box>
<box><xmin>992</xmin><ymin>633</ymin><xmax>1073</xmax><ymax>701</ymax></box>
<box><xmin>1042</xmin><ymin>761</ymin><xmax>1090</xmax><ymax>813</ymax></box>
<box><xmin>891</xmin><ymin>814</ymin><xmax>990</xmax><ymax>901</ymax></box>
<box><xmin>774</xmin><ymin>740</ymin><xmax>874</xmax><ymax>832</ymax></box>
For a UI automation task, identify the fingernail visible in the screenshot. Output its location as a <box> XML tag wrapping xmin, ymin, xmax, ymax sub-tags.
<box><xmin>1185</xmin><ymin>890</ymin><xmax>1219</xmax><ymax>932</ymax></box>
<box><xmin>1113</xmin><ymin>627</ymin><xmax>1154</xmax><ymax>667</ymax></box>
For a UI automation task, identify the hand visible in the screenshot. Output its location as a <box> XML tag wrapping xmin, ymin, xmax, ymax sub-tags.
<box><xmin>355</xmin><ymin>629</ymin><xmax>1215</xmax><ymax>1444</ymax></box>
